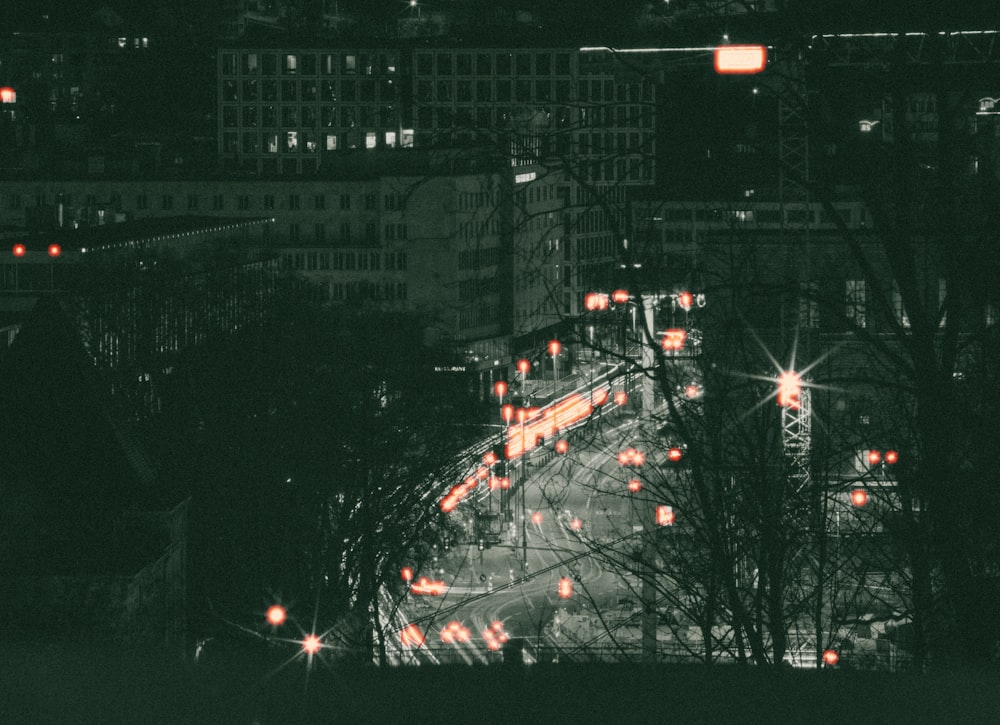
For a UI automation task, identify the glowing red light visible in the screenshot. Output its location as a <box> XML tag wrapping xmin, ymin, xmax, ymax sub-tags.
<box><xmin>494</xmin><ymin>380</ymin><xmax>508</xmax><ymax>398</ymax></box>
<box><xmin>850</xmin><ymin>489</ymin><xmax>869</xmax><ymax>507</ymax></box>
<box><xmin>614</xmin><ymin>391</ymin><xmax>628</xmax><ymax>406</ymax></box>
<box><xmin>401</xmin><ymin>624</ymin><xmax>426</xmax><ymax>648</ymax></box>
<box><xmin>868</xmin><ymin>450</ymin><xmax>881</xmax><ymax>466</ymax></box>
<box><xmin>302</xmin><ymin>634</ymin><xmax>322</xmax><ymax>655</ymax></box>
<box><xmin>440</xmin><ymin>493</ymin><xmax>459</xmax><ymax>512</ymax></box>
<box><xmin>440</xmin><ymin>620</ymin><xmax>471</xmax><ymax>644</ymax></box>
<box><xmin>593</xmin><ymin>388</ymin><xmax>609</xmax><ymax>406</ymax></box>
<box><xmin>628</xmin><ymin>478</ymin><xmax>642</xmax><ymax>493</ymax></box>
<box><xmin>777</xmin><ymin>371</ymin><xmax>801</xmax><ymax>409</ymax></box>
<box><xmin>517</xmin><ymin>359</ymin><xmax>531</xmax><ymax>374</ymax></box>
<box><xmin>483</xmin><ymin>451</ymin><xmax>498</xmax><ymax>466</ymax></box>
<box><xmin>476</xmin><ymin>466</ymin><xmax>489</xmax><ymax>480</ymax></box>
<box><xmin>656</xmin><ymin>505</ymin><xmax>675</xmax><ymax>526</ymax></box>
<box><xmin>585</xmin><ymin>292</ymin><xmax>609</xmax><ymax>311</ymax></box>
<box><xmin>548</xmin><ymin>339</ymin><xmax>562</xmax><ymax>357</ymax></box>
<box><xmin>677</xmin><ymin>291</ymin><xmax>694</xmax><ymax>311</ymax></box>
<box><xmin>667</xmin><ymin>447</ymin><xmax>684</xmax><ymax>463</ymax></box>
<box><xmin>499</xmin><ymin>477</ymin><xmax>510</xmax><ymax>490</ymax></box>
<box><xmin>501</xmin><ymin>403</ymin><xmax>515</xmax><ymax>423</ymax></box>
<box><xmin>47</xmin><ymin>243</ymin><xmax>62</xmax><ymax>258</ymax></box>
<box><xmin>401</xmin><ymin>566</ymin><xmax>414</xmax><ymax>582</ymax></box>
<box><xmin>411</xmin><ymin>576</ymin><xmax>448</xmax><ymax>596</ymax></box>
<box><xmin>12</xmin><ymin>243</ymin><xmax>26</xmax><ymax>258</ymax></box>
<box><xmin>266</xmin><ymin>604</ymin><xmax>287</xmax><ymax>626</ymax></box>
<box><xmin>555</xmin><ymin>439</ymin><xmax>569</xmax><ymax>454</ymax></box>
<box><xmin>570</xmin><ymin>517</ymin><xmax>582</xmax><ymax>531</ymax></box>
<box><xmin>612</xmin><ymin>289</ymin><xmax>630</xmax><ymax>304</ymax></box>
<box><xmin>661</xmin><ymin>329</ymin><xmax>687</xmax><ymax>351</ymax></box>
<box><xmin>558</xmin><ymin>577</ymin><xmax>574</xmax><ymax>599</ymax></box>
<box><xmin>714</xmin><ymin>44</ymin><xmax>768</xmax><ymax>74</ymax></box>
<box><xmin>0</xmin><ymin>87</ymin><xmax>16</xmax><ymax>103</ymax></box>
<box><xmin>822</xmin><ymin>649</ymin><xmax>840</xmax><ymax>667</ymax></box>
<box><xmin>531</xmin><ymin>511</ymin><xmax>543</xmax><ymax>525</ymax></box>
<box><xmin>685</xmin><ymin>384</ymin><xmax>701</xmax><ymax>399</ymax></box>
<box><xmin>885</xmin><ymin>450</ymin><xmax>899</xmax><ymax>464</ymax></box>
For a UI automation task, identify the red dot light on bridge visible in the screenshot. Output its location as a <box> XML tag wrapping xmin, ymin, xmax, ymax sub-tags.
<box><xmin>868</xmin><ymin>450</ymin><xmax>881</xmax><ymax>465</ymax></box>
<box><xmin>822</xmin><ymin>649</ymin><xmax>840</xmax><ymax>667</ymax></box>
<box><xmin>851</xmin><ymin>489</ymin><xmax>869</xmax><ymax>507</ymax></box>
<box><xmin>667</xmin><ymin>447</ymin><xmax>684</xmax><ymax>463</ymax></box>
<box><xmin>48</xmin><ymin>243</ymin><xmax>62</xmax><ymax>258</ymax></box>
<box><xmin>302</xmin><ymin>634</ymin><xmax>322</xmax><ymax>655</ymax></box>
<box><xmin>266</xmin><ymin>604</ymin><xmax>287</xmax><ymax>626</ymax></box>
<box><xmin>885</xmin><ymin>450</ymin><xmax>899</xmax><ymax>464</ymax></box>
<box><xmin>555</xmin><ymin>439</ymin><xmax>569</xmax><ymax>454</ymax></box>
<box><xmin>628</xmin><ymin>478</ymin><xmax>642</xmax><ymax>493</ymax></box>
<box><xmin>12</xmin><ymin>243</ymin><xmax>26</xmax><ymax>257</ymax></box>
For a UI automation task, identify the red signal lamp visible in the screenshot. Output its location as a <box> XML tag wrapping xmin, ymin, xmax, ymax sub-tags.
<box><xmin>494</xmin><ymin>380</ymin><xmax>508</xmax><ymax>398</ymax></box>
<box><xmin>12</xmin><ymin>243</ymin><xmax>26</xmax><ymax>257</ymax></box>
<box><xmin>714</xmin><ymin>44</ymin><xmax>768</xmax><ymax>75</ymax></box>
<box><xmin>548</xmin><ymin>339</ymin><xmax>561</xmax><ymax>357</ymax></box>
<box><xmin>48</xmin><ymin>243</ymin><xmax>62</xmax><ymax>258</ymax></box>
<box><xmin>558</xmin><ymin>577</ymin><xmax>573</xmax><ymax>599</ymax></box>
<box><xmin>822</xmin><ymin>649</ymin><xmax>840</xmax><ymax>667</ymax></box>
<box><xmin>555</xmin><ymin>439</ymin><xmax>569</xmax><ymax>454</ymax></box>
<box><xmin>517</xmin><ymin>358</ymin><xmax>531</xmax><ymax>374</ymax></box>
<box><xmin>656</xmin><ymin>505</ymin><xmax>676</xmax><ymax>526</ymax></box>
<box><xmin>667</xmin><ymin>447</ymin><xmax>684</xmax><ymax>463</ymax></box>
<box><xmin>777</xmin><ymin>371</ymin><xmax>802</xmax><ymax>409</ymax></box>
<box><xmin>627</xmin><ymin>478</ymin><xmax>642</xmax><ymax>493</ymax></box>
<box><xmin>612</xmin><ymin>289</ymin><xmax>630</xmax><ymax>304</ymax></box>
<box><xmin>501</xmin><ymin>403</ymin><xmax>515</xmax><ymax>423</ymax></box>
<box><xmin>885</xmin><ymin>450</ymin><xmax>899</xmax><ymax>465</ymax></box>
<box><xmin>850</xmin><ymin>489</ymin><xmax>869</xmax><ymax>507</ymax></box>
<box><xmin>677</xmin><ymin>291</ymin><xmax>694</xmax><ymax>311</ymax></box>
<box><xmin>868</xmin><ymin>450</ymin><xmax>881</xmax><ymax>466</ymax></box>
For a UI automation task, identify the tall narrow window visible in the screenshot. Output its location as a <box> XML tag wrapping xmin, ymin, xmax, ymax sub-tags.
<box><xmin>846</xmin><ymin>279</ymin><xmax>866</xmax><ymax>328</ymax></box>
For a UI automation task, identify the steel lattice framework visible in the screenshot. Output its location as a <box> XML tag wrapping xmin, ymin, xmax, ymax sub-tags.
<box><xmin>782</xmin><ymin>388</ymin><xmax>812</xmax><ymax>494</ymax></box>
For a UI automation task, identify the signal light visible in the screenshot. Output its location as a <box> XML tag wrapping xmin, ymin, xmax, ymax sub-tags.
<box><xmin>558</xmin><ymin>577</ymin><xmax>573</xmax><ymax>599</ymax></box>
<box><xmin>531</xmin><ymin>511</ymin><xmax>543</xmax><ymax>525</ymax></box>
<box><xmin>555</xmin><ymin>439</ymin><xmax>569</xmax><ymax>454</ymax></box>
<box><xmin>517</xmin><ymin>359</ymin><xmax>531</xmax><ymax>375</ymax></box>
<box><xmin>885</xmin><ymin>450</ymin><xmax>899</xmax><ymax>464</ymax></box>
<box><xmin>612</xmin><ymin>289</ymin><xmax>630</xmax><ymax>304</ymax></box>
<box><xmin>667</xmin><ymin>447</ymin><xmax>683</xmax><ymax>463</ymax></box>
<box><xmin>12</xmin><ymin>243</ymin><xmax>26</xmax><ymax>257</ymax></box>
<box><xmin>661</xmin><ymin>329</ymin><xmax>687</xmax><ymax>351</ymax></box>
<box><xmin>548</xmin><ymin>339</ymin><xmax>561</xmax><ymax>357</ymax></box>
<box><xmin>48</xmin><ymin>243</ymin><xmax>61</xmax><ymax>258</ymax></box>
<box><xmin>401</xmin><ymin>566</ymin><xmax>414</xmax><ymax>582</ymax></box>
<box><xmin>822</xmin><ymin>649</ymin><xmax>840</xmax><ymax>667</ymax></box>
<box><xmin>627</xmin><ymin>478</ymin><xmax>642</xmax><ymax>493</ymax></box>
<box><xmin>714</xmin><ymin>44</ymin><xmax>767</xmax><ymax>75</ymax></box>
<box><xmin>677</xmin><ymin>291</ymin><xmax>694</xmax><ymax>311</ymax></box>
<box><xmin>867</xmin><ymin>450</ymin><xmax>881</xmax><ymax>466</ymax></box>
<box><xmin>850</xmin><ymin>489</ymin><xmax>869</xmax><ymax>507</ymax></box>
<box><xmin>494</xmin><ymin>380</ymin><xmax>508</xmax><ymax>398</ymax></box>
<box><xmin>570</xmin><ymin>517</ymin><xmax>582</xmax><ymax>531</ymax></box>
<box><xmin>614</xmin><ymin>391</ymin><xmax>628</xmax><ymax>406</ymax></box>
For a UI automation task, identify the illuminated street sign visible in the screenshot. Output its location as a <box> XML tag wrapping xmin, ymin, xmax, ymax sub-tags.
<box><xmin>714</xmin><ymin>45</ymin><xmax>767</xmax><ymax>74</ymax></box>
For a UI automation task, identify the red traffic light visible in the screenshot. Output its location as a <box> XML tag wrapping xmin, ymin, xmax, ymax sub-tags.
<box><xmin>850</xmin><ymin>489</ymin><xmax>869</xmax><ymax>507</ymax></box>
<box><xmin>868</xmin><ymin>450</ymin><xmax>881</xmax><ymax>466</ymax></box>
<box><xmin>714</xmin><ymin>45</ymin><xmax>767</xmax><ymax>74</ymax></box>
<box><xmin>548</xmin><ymin>339</ymin><xmax>561</xmax><ymax>357</ymax></box>
<box><xmin>585</xmin><ymin>292</ymin><xmax>609</xmax><ymax>311</ymax></box>
<box><xmin>48</xmin><ymin>243</ymin><xmax>62</xmax><ymax>258</ymax></box>
<box><xmin>558</xmin><ymin>577</ymin><xmax>573</xmax><ymax>599</ymax></box>
<box><xmin>12</xmin><ymin>243</ymin><xmax>26</xmax><ymax>257</ymax></box>
<box><xmin>885</xmin><ymin>450</ymin><xmax>899</xmax><ymax>465</ymax></box>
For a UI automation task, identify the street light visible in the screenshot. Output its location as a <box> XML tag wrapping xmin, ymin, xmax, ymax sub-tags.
<box><xmin>548</xmin><ymin>339</ymin><xmax>561</xmax><ymax>392</ymax></box>
<box><xmin>517</xmin><ymin>358</ymin><xmax>531</xmax><ymax>400</ymax></box>
<box><xmin>266</xmin><ymin>604</ymin><xmax>287</xmax><ymax>626</ymax></box>
<box><xmin>777</xmin><ymin>371</ymin><xmax>802</xmax><ymax>409</ymax></box>
<box><xmin>494</xmin><ymin>379</ymin><xmax>508</xmax><ymax>404</ymax></box>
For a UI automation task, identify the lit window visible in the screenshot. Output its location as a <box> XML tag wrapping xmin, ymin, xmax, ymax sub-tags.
<box><xmin>325</xmin><ymin>134</ymin><xmax>337</xmax><ymax>151</ymax></box>
<box><xmin>118</xmin><ymin>37</ymin><xmax>127</xmax><ymax>48</ymax></box>
<box><xmin>401</xmin><ymin>129</ymin><xmax>414</xmax><ymax>148</ymax></box>
<box><xmin>385</xmin><ymin>131</ymin><xmax>396</xmax><ymax>147</ymax></box>
<box><xmin>366</xmin><ymin>132</ymin><xmax>377</xmax><ymax>149</ymax></box>
<box><xmin>286</xmin><ymin>131</ymin><xmax>298</xmax><ymax>151</ymax></box>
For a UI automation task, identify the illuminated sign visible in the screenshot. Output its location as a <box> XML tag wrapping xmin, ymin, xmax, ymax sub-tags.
<box><xmin>714</xmin><ymin>45</ymin><xmax>767</xmax><ymax>74</ymax></box>
<box><xmin>515</xmin><ymin>172</ymin><xmax>537</xmax><ymax>184</ymax></box>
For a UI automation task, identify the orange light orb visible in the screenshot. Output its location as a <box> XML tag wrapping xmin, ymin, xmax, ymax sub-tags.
<box><xmin>12</xmin><ymin>243</ymin><xmax>26</xmax><ymax>257</ymax></box>
<box><xmin>668</xmin><ymin>447</ymin><xmax>684</xmax><ymax>463</ymax></box>
<box><xmin>612</xmin><ymin>289</ymin><xmax>629</xmax><ymax>304</ymax></box>
<box><xmin>822</xmin><ymin>649</ymin><xmax>840</xmax><ymax>667</ymax></box>
<box><xmin>266</xmin><ymin>604</ymin><xmax>287</xmax><ymax>626</ymax></box>
<box><xmin>627</xmin><ymin>478</ymin><xmax>642</xmax><ymax>493</ymax></box>
<box><xmin>850</xmin><ymin>489</ymin><xmax>869</xmax><ymax>507</ymax></box>
<box><xmin>302</xmin><ymin>634</ymin><xmax>322</xmax><ymax>655</ymax></box>
<box><xmin>614</xmin><ymin>391</ymin><xmax>627</xmax><ymax>406</ymax></box>
<box><xmin>868</xmin><ymin>450</ymin><xmax>881</xmax><ymax>465</ymax></box>
<box><xmin>531</xmin><ymin>511</ymin><xmax>543</xmax><ymax>525</ymax></box>
<box><xmin>555</xmin><ymin>439</ymin><xmax>569</xmax><ymax>454</ymax></box>
<box><xmin>885</xmin><ymin>450</ymin><xmax>899</xmax><ymax>465</ymax></box>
